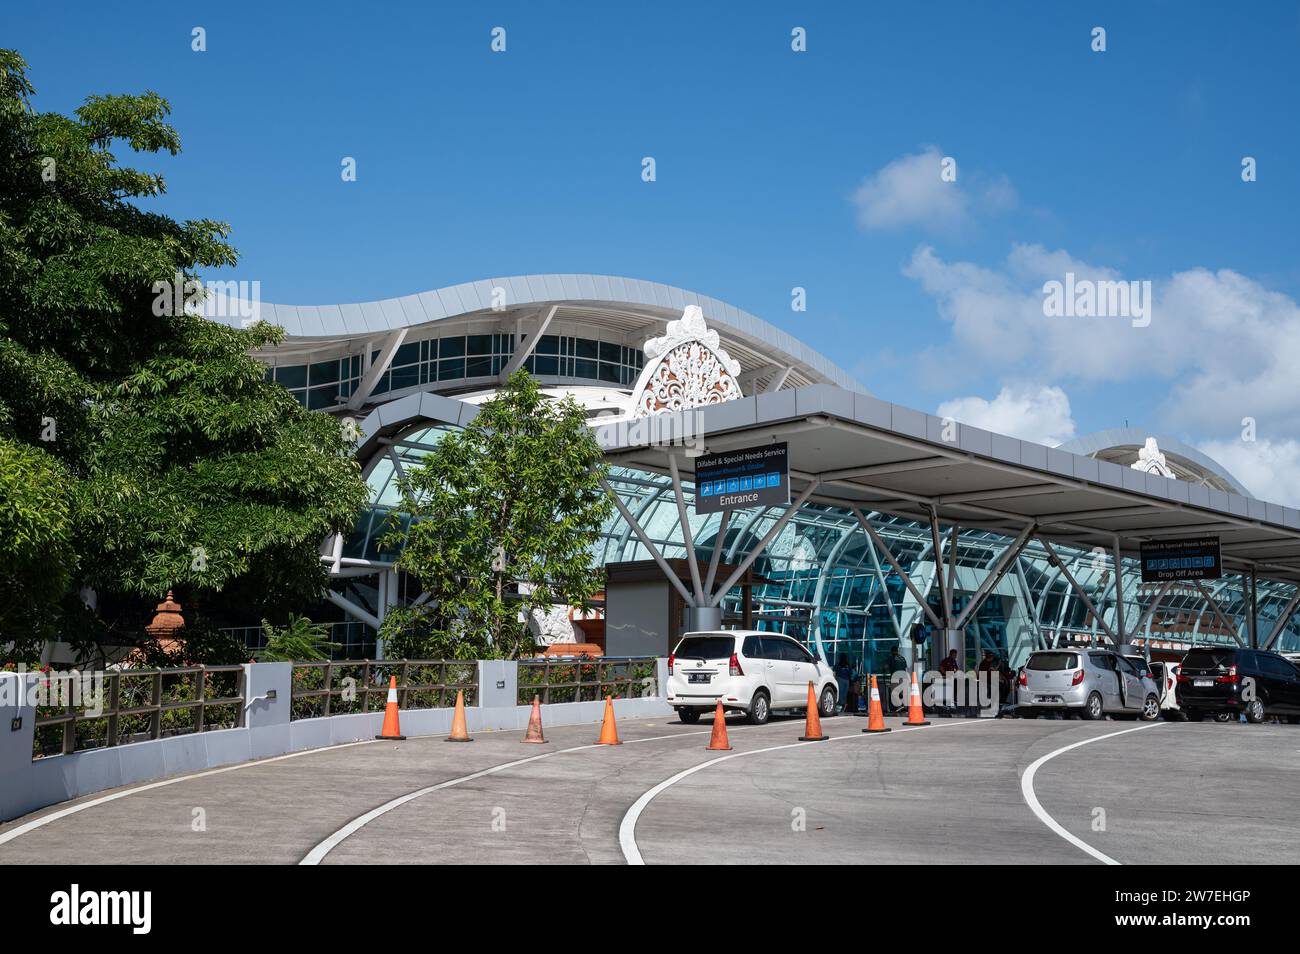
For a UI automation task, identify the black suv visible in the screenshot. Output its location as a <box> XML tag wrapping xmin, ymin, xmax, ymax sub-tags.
<box><xmin>1175</xmin><ymin>648</ymin><xmax>1300</xmax><ymax>723</ymax></box>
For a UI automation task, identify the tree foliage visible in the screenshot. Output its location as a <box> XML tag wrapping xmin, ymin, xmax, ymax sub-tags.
<box><xmin>255</xmin><ymin>614</ymin><xmax>339</xmax><ymax>662</ymax></box>
<box><xmin>0</xmin><ymin>50</ymin><xmax>368</xmax><ymax>660</ymax></box>
<box><xmin>381</xmin><ymin>371</ymin><xmax>612</xmax><ymax>660</ymax></box>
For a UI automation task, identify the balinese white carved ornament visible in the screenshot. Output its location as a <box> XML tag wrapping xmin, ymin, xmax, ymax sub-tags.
<box><xmin>1131</xmin><ymin>437</ymin><xmax>1175</xmax><ymax>479</ymax></box>
<box><xmin>630</xmin><ymin>305</ymin><xmax>743</xmax><ymax>417</ymax></box>
<box><xmin>529</xmin><ymin>604</ymin><xmax>579</xmax><ymax>645</ymax></box>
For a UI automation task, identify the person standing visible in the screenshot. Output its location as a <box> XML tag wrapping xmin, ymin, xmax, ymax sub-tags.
<box><xmin>834</xmin><ymin>654</ymin><xmax>854</xmax><ymax>714</ymax></box>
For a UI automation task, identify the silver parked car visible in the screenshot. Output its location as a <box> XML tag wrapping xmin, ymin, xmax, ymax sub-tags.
<box><xmin>1016</xmin><ymin>649</ymin><xmax>1161</xmax><ymax>721</ymax></box>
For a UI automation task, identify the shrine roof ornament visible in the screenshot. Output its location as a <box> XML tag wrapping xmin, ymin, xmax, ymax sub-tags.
<box><xmin>630</xmin><ymin>306</ymin><xmax>744</xmax><ymax>417</ymax></box>
<box><xmin>1131</xmin><ymin>437</ymin><xmax>1176</xmax><ymax>479</ymax></box>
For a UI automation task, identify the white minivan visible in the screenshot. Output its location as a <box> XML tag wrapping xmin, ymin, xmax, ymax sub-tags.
<box><xmin>666</xmin><ymin>630</ymin><xmax>837</xmax><ymax>725</ymax></box>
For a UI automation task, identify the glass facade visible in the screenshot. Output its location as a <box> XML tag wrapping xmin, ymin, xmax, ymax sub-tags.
<box><xmin>261</xmin><ymin>333</ymin><xmax>645</xmax><ymax>409</ymax></box>
<box><xmin>340</xmin><ymin>423</ymin><xmax>1300</xmax><ymax>668</ymax></box>
<box><xmin>266</xmin><ymin>354</ymin><xmax>363</xmax><ymax>410</ymax></box>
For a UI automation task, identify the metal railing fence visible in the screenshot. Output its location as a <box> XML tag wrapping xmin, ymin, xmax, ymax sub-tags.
<box><xmin>289</xmin><ymin>660</ymin><xmax>478</xmax><ymax>721</ymax></box>
<box><xmin>32</xmin><ymin>666</ymin><xmax>245</xmax><ymax>760</ymax></box>
<box><xmin>516</xmin><ymin>656</ymin><xmax>658</xmax><ymax>706</ymax></box>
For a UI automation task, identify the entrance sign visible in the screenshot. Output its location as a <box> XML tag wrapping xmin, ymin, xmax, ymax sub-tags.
<box><xmin>1139</xmin><ymin>536</ymin><xmax>1221</xmax><ymax>582</ymax></box>
<box><xmin>695</xmin><ymin>442</ymin><xmax>789</xmax><ymax>514</ymax></box>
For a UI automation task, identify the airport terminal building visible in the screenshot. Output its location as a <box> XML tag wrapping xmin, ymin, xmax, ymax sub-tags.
<box><xmin>214</xmin><ymin>275</ymin><xmax>1300</xmax><ymax>670</ymax></box>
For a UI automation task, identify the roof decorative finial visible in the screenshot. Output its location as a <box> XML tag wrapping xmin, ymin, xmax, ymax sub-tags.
<box><xmin>1132</xmin><ymin>437</ymin><xmax>1175</xmax><ymax>479</ymax></box>
<box><xmin>629</xmin><ymin>306</ymin><xmax>743</xmax><ymax>417</ymax></box>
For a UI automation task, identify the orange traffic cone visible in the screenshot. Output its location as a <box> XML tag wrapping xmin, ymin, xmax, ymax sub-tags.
<box><xmin>706</xmin><ymin>702</ymin><xmax>732</xmax><ymax>751</ymax></box>
<box><xmin>862</xmin><ymin>675</ymin><xmax>891</xmax><ymax>733</ymax></box>
<box><xmin>521</xmin><ymin>695</ymin><xmax>547</xmax><ymax>744</ymax></box>
<box><xmin>595</xmin><ymin>695</ymin><xmax>622</xmax><ymax>745</ymax></box>
<box><xmin>446</xmin><ymin>689</ymin><xmax>473</xmax><ymax>742</ymax></box>
<box><xmin>798</xmin><ymin>681</ymin><xmax>828</xmax><ymax>742</ymax></box>
<box><xmin>904</xmin><ymin>670</ymin><xmax>931</xmax><ymax>726</ymax></box>
<box><xmin>375</xmin><ymin>675</ymin><xmax>406</xmax><ymax>740</ymax></box>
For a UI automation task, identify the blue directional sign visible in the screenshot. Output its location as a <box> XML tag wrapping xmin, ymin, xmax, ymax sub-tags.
<box><xmin>694</xmin><ymin>442</ymin><xmax>789</xmax><ymax>514</ymax></box>
<box><xmin>1139</xmin><ymin>536</ymin><xmax>1222</xmax><ymax>582</ymax></box>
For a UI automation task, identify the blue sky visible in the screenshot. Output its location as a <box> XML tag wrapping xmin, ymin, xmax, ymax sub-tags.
<box><xmin>7</xmin><ymin>0</ymin><xmax>1300</xmax><ymax>501</ymax></box>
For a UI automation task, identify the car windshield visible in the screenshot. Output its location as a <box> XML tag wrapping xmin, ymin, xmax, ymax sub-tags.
<box><xmin>1182</xmin><ymin>649</ymin><xmax>1236</xmax><ymax>669</ymax></box>
<box><xmin>1027</xmin><ymin>652</ymin><xmax>1078</xmax><ymax>671</ymax></box>
<box><xmin>673</xmin><ymin>636</ymin><xmax>734</xmax><ymax>660</ymax></box>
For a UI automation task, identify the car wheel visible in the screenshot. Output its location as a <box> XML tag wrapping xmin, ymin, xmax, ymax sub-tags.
<box><xmin>1245</xmin><ymin>698</ymin><xmax>1267</xmax><ymax>724</ymax></box>
<box><xmin>677</xmin><ymin>708</ymin><xmax>701</xmax><ymax>725</ymax></box>
<box><xmin>1140</xmin><ymin>695</ymin><xmax>1160</xmax><ymax>721</ymax></box>
<box><xmin>747</xmin><ymin>690</ymin><xmax>771</xmax><ymax>725</ymax></box>
<box><xmin>1184</xmin><ymin>708</ymin><xmax>1202</xmax><ymax>722</ymax></box>
<box><xmin>1214</xmin><ymin>711</ymin><xmax>1234</xmax><ymax>723</ymax></box>
<box><xmin>818</xmin><ymin>686</ymin><xmax>837</xmax><ymax>719</ymax></box>
<box><xmin>1082</xmin><ymin>692</ymin><xmax>1105</xmax><ymax>721</ymax></box>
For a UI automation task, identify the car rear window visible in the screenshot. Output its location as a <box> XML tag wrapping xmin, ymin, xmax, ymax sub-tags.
<box><xmin>1027</xmin><ymin>652</ymin><xmax>1079</xmax><ymax>671</ymax></box>
<box><xmin>673</xmin><ymin>635</ymin><xmax>734</xmax><ymax>659</ymax></box>
<box><xmin>1182</xmin><ymin>649</ymin><xmax>1236</xmax><ymax>669</ymax></box>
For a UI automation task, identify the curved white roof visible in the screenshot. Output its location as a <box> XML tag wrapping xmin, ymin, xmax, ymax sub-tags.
<box><xmin>213</xmin><ymin>273</ymin><xmax>865</xmax><ymax>393</ymax></box>
<box><xmin>1056</xmin><ymin>429</ymin><xmax>1252</xmax><ymax>498</ymax></box>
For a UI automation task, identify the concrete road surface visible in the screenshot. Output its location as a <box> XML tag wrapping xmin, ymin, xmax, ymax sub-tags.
<box><xmin>1</xmin><ymin>712</ymin><xmax>1296</xmax><ymax>864</ymax></box>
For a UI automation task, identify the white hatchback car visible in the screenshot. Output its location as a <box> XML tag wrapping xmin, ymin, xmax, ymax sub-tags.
<box><xmin>666</xmin><ymin>630</ymin><xmax>837</xmax><ymax>725</ymax></box>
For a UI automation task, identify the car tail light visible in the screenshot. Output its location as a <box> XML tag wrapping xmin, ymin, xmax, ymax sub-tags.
<box><xmin>1168</xmin><ymin>678</ymin><xmax>1175</xmax><ymax>690</ymax></box>
<box><xmin>1177</xmin><ymin>672</ymin><xmax>1190</xmax><ymax>684</ymax></box>
<box><xmin>1071</xmin><ymin>669</ymin><xmax>1085</xmax><ymax>686</ymax></box>
<box><xmin>1018</xmin><ymin>670</ymin><xmax>1027</xmax><ymax>687</ymax></box>
<box><xmin>1215</xmin><ymin>665</ymin><xmax>1239</xmax><ymax>685</ymax></box>
<box><xmin>729</xmin><ymin>653</ymin><xmax>743</xmax><ymax>677</ymax></box>
<box><xmin>667</xmin><ymin>654</ymin><xmax>675</xmax><ymax>675</ymax></box>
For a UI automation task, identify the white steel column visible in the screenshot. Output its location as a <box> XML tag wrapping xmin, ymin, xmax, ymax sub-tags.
<box><xmin>322</xmin><ymin>589</ymin><xmax>381</xmax><ymax>630</ymax></box>
<box><xmin>1262</xmin><ymin>589</ymin><xmax>1300</xmax><ymax>650</ymax></box>
<box><xmin>600</xmin><ymin>476</ymin><xmax>696</xmax><ymax>605</ymax></box>
<box><xmin>952</xmin><ymin>524</ymin><xmax>1035</xmax><ymax>630</ymax></box>
<box><xmin>708</xmin><ymin>482</ymin><xmax>819</xmax><ymax>608</ymax></box>
<box><xmin>704</xmin><ymin>510</ymin><xmax>731</xmax><ymax>596</ymax></box>
<box><xmin>850</xmin><ymin>506</ymin><xmax>945</xmax><ymax>631</ymax></box>
<box><xmin>347</xmin><ymin>328</ymin><xmax>407</xmax><ymax>410</ymax></box>
<box><xmin>499</xmin><ymin>305</ymin><xmax>558</xmax><ymax>380</ymax></box>
<box><xmin>1111</xmin><ymin>535</ymin><xmax>1127</xmax><ymax>644</ymax></box>
<box><xmin>1193</xmin><ymin>580</ymin><xmax>1246</xmax><ymax>647</ymax></box>
<box><xmin>1039</xmin><ymin>537</ymin><xmax>1119</xmax><ymax>643</ymax></box>
<box><xmin>929</xmin><ymin>508</ymin><xmax>951</xmax><ymax>627</ymax></box>
<box><xmin>668</xmin><ymin>453</ymin><xmax>705</xmax><ymax>604</ymax></box>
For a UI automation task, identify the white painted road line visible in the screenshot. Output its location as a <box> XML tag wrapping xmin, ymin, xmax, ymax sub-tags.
<box><xmin>300</xmin><ymin>719</ymin><xmax>806</xmax><ymax>865</ymax></box>
<box><xmin>618</xmin><ymin>718</ymin><xmax>988</xmax><ymax>865</ymax></box>
<box><xmin>1019</xmin><ymin>721</ymin><xmax>1167</xmax><ymax>866</ymax></box>
<box><xmin>0</xmin><ymin>739</ymin><xmax>378</xmax><ymax>848</ymax></box>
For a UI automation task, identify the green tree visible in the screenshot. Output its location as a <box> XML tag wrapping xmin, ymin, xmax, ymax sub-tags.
<box><xmin>381</xmin><ymin>370</ymin><xmax>612</xmax><ymax>659</ymax></box>
<box><xmin>255</xmin><ymin>614</ymin><xmax>339</xmax><ymax>662</ymax></box>
<box><xmin>0</xmin><ymin>50</ymin><xmax>368</xmax><ymax>661</ymax></box>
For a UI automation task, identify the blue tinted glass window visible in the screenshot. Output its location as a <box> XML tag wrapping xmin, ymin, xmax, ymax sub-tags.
<box><xmin>274</xmin><ymin>365</ymin><xmax>307</xmax><ymax>389</ymax></box>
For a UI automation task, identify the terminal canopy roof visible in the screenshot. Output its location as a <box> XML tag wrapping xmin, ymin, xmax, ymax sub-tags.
<box><xmin>597</xmin><ymin>385</ymin><xmax>1300</xmax><ymax>587</ymax></box>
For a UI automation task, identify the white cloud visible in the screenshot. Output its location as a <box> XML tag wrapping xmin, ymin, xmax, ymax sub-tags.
<box><xmin>937</xmin><ymin>384</ymin><xmax>1077</xmax><ymax>447</ymax></box>
<box><xmin>851</xmin><ymin>147</ymin><xmax>1015</xmax><ymax>232</ymax></box>
<box><xmin>905</xmin><ymin>245</ymin><xmax>1300</xmax><ymax>441</ymax></box>
<box><xmin>1196</xmin><ymin>438</ymin><xmax>1300</xmax><ymax>508</ymax></box>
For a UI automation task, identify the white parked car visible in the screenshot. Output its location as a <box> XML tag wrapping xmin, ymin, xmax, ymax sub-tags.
<box><xmin>666</xmin><ymin>630</ymin><xmax>837</xmax><ymax>725</ymax></box>
<box><xmin>1148</xmin><ymin>661</ymin><xmax>1183</xmax><ymax>719</ymax></box>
